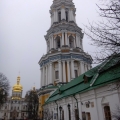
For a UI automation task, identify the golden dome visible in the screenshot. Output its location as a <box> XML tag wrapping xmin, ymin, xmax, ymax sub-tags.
<box><xmin>12</xmin><ymin>76</ymin><xmax>23</xmax><ymax>92</ymax></box>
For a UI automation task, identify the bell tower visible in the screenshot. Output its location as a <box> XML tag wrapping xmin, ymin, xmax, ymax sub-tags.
<box><xmin>38</xmin><ymin>0</ymin><xmax>92</xmax><ymax>88</ymax></box>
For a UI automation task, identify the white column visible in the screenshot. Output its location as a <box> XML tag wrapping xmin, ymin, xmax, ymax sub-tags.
<box><xmin>55</xmin><ymin>10</ymin><xmax>58</xmax><ymax>22</ymax></box>
<box><xmin>62</xmin><ymin>32</ymin><xmax>64</xmax><ymax>46</ymax></box>
<box><xmin>62</xmin><ymin>61</ymin><xmax>66</xmax><ymax>83</ymax></box>
<box><xmin>47</xmin><ymin>42</ymin><xmax>48</xmax><ymax>52</ymax></box>
<box><xmin>59</xmin><ymin>61</ymin><xmax>62</xmax><ymax>82</ymax></box>
<box><xmin>76</xmin><ymin>35</ymin><xmax>79</xmax><ymax>47</ymax></box>
<box><xmin>49</xmin><ymin>63</ymin><xmax>53</xmax><ymax>84</ymax></box>
<box><xmin>68</xmin><ymin>36</ymin><xmax>69</xmax><ymax>47</ymax></box>
<box><xmin>40</xmin><ymin>68</ymin><xmax>43</xmax><ymax>87</ymax></box>
<box><xmin>54</xmin><ymin>38</ymin><xmax>56</xmax><ymax>48</ymax></box>
<box><xmin>71</xmin><ymin>60</ymin><xmax>75</xmax><ymax>79</ymax></box>
<box><xmin>67</xmin><ymin>61</ymin><xmax>70</xmax><ymax>82</ymax></box>
<box><xmin>46</xmin><ymin>65</ymin><xmax>48</xmax><ymax>85</ymax></box>
<box><xmin>53</xmin><ymin>10</ymin><xmax>56</xmax><ymax>23</ymax></box>
<box><xmin>73</xmin><ymin>38</ymin><xmax>76</xmax><ymax>48</ymax></box>
<box><xmin>47</xmin><ymin>64</ymin><xmax>50</xmax><ymax>84</ymax></box>
<box><xmin>69</xmin><ymin>9</ymin><xmax>74</xmax><ymax>21</ymax></box>
<box><xmin>65</xmin><ymin>32</ymin><xmax>68</xmax><ymax>45</ymax></box>
<box><xmin>43</xmin><ymin>66</ymin><xmax>45</xmax><ymax>86</ymax></box>
<box><xmin>49</xmin><ymin>38</ymin><xmax>51</xmax><ymax>50</ymax></box>
<box><xmin>69</xmin><ymin>9</ymin><xmax>72</xmax><ymax>21</ymax></box>
<box><xmin>61</xmin><ymin>7</ymin><xmax>66</xmax><ymax>20</ymax></box>
<box><xmin>51</xmin><ymin>36</ymin><xmax>53</xmax><ymax>48</ymax></box>
<box><xmin>80</xmin><ymin>61</ymin><xmax>84</xmax><ymax>74</ymax></box>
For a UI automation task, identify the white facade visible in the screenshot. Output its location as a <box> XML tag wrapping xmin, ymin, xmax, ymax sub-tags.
<box><xmin>44</xmin><ymin>83</ymin><xmax>120</xmax><ymax>120</ymax></box>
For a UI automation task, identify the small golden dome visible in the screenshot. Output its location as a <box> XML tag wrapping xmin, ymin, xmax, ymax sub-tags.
<box><xmin>13</xmin><ymin>76</ymin><xmax>23</xmax><ymax>92</ymax></box>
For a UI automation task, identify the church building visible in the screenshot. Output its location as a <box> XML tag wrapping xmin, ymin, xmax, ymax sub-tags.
<box><xmin>38</xmin><ymin>0</ymin><xmax>120</xmax><ymax>120</ymax></box>
<box><xmin>0</xmin><ymin>76</ymin><xmax>27</xmax><ymax>120</ymax></box>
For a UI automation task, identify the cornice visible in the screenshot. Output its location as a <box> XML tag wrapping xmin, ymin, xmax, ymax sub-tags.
<box><xmin>38</xmin><ymin>50</ymin><xmax>92</xmax><ymax>67</ymax></box>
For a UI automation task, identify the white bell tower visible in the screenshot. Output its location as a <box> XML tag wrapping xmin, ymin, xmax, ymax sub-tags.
<box><xmin>38</xmin><ymin>0</ymin><xmax>92</xmax><ymax>88</ymax></box>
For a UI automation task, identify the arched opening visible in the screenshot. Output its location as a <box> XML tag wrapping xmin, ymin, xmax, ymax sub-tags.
<box><xmin>66</xmin><ymin>11</ymin><xmax>68</xmax><ymax>22</ymax></box>
<box><xmin>69</xmin><ymin>36</ymin><xmax>74</xmax><ymax>48</ymax></box>
<box><xmin>104</xmin><ymin>106</ymin><xmax>111</xmax><ymax>120</ymax></box>
<box><xmin>58</xmin><ymin>11</ymin><xmax>61</xmax><ymax>22</ymax></box>
<box><xmin>56</xmin><ymin>36</ymin><xmax>61</xmax><ymax>49</ymax></box>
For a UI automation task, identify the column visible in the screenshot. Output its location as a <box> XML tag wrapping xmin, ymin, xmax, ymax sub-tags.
<box><xmin>53</xmin><ymin>10</ymin><xmax>55</xmax><ymax>23</ymax></box>
<box><xmin>62</xmin><ymin>32</ymin><xmax>64</xmax><ymax>46</ymax></box>
<box><xmin>65</xmin><ymin>32</ymin><xmax>68</xmax><ymax>45</ymax></box>
<box><xmin>68</xmin><ymin>35</ymin><xmax>70</xmax><ymax>47</ymax></box>
<box><xmin>73</xmin><ymin>38</ymin><xmax>76</xmax><ymax>48</ymax></box>
<box><xmin>62</xmin><ymin>61</ymin><xmax>66</xmax><ymax>83</ymax></box>
<box><xmin>76</xmin><ymin>35</ymin><xmax>79</xmax><ymax>47</ymax></box>
<box><xmin>46</xmin><ymin>65</ymin><xmax>48</xmax><ymax>85</ymax></box>
<box><xmin>55</xmin><ymin>10</ymin><xmax>58</xmax><ymax>22</ymax></box>
<box><xmin>54</xmin><ymin>38</ymin><xmax>56</xmax><ymax>48</ymax></box>
<box><xmin>47</xmin><ymin>42</ymin><xmax>48</xmax><ymax>52</ymax></box>
<box><xmin>69</xmin><ymin>9</ymin><xmax>72</xmax><ymax>21</ymax></box>
<box><xmin>59</xmin><ymin>61</ymin><xmax>62</xmax><ymax>82</ymax></box>
<box><xmin>51</xmin><ymin>36</ymin><xmax>53</xmax><ymax>48</ymax></box>
<box><xmin>80</xmin><ymin>61</ymin><xmax>84</xmax><ymax>74</ymax></box>
<box><xmin>40</xmin><ymin>68</ymin><xmax>43</xmax><ymax>87</ymax></box>
<box><xmin>67</xmin><ymin>61</ymin><xmax>70</xmax><ymax>82</ymax></box>
<box><xmin>49</xmin><ymin>63</ymin><xmax>53</xmax><ymax>84</ymax></box>
<box><xmin>71</xmin><ymin>60</ymin><xmax>75</xmax><ymax>79</ymax></box>
<box><xmin>43</xmin><ymin>66</ymin><xmax>45</xmax><ymax>86</ymax></box>
<box><xmin>61</xmin><ymin>7</ymin><xmax>66</xmax><ymax>20</ymax></box>
<box><xmin>47</xmin><ymin>64</ymin><xmax>50</xmax><ymax>84</ymax></box>
<box><xmin>49</xmin><ymin>38</ymin><xmax>51</xmax><ymax>50</ymax></box>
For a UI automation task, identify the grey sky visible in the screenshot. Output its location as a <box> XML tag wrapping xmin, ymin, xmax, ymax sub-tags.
<box><xmin>0</xmin><ymin>0</ymin><xmax>100</xmax><ymax>96</ymax></box>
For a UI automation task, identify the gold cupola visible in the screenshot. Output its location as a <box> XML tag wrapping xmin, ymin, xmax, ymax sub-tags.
<box><xmin>12</xmin><ymin>76</ymin><xmax>23</xmax><ymax>92</ymax></box>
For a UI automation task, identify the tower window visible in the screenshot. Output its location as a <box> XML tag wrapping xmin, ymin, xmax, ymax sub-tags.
<box><xmin>55</xmin><ymin>71</ymin><xmax>59</xmax><ymax>79</ymax></box>
<box><xmin>56</xmin><ymin>36</ymin><xmax>61</xmax><ymax>48</ymax></box>
<box><xmin>66</xmin><ymin>11</ymin><xmax>68</xmax><ymax>22</ymax></box>
<box><xmin>69</xmin><ymin>36</ymin><xmax>74</xmax><ymax>48</ymax></box>
<box><xmin>58</xmin><ymin>12</ymin><xmax>61</xmax><ymax>22</ymax></box>
<box><xmin>74</xmin><ymin>70</ymin><xmax>78</xmax><ymax>78</ymax></box>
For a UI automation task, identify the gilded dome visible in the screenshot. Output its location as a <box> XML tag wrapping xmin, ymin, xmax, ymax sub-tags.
<box><xmin>12</xmin><ymin>76</ymin><xmax>23</xmax><ymax>92</ymax></box>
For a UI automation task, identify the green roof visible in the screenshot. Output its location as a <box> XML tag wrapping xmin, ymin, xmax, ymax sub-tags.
<box><xmin>45</xmin><ymin>55</ymin><xmax>120</xmax><ymax>105</ymax></box>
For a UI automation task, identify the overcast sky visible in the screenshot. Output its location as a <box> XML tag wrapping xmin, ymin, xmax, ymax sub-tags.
<box><xmin>0</xmin><ymin>0</ymin><xmax>100</xmax><ymax>96</ymax></box>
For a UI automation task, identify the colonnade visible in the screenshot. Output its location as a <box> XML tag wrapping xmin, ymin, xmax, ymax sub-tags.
<box><xmin>47</xmin><ymin>33</ymin><xmax>83</xmax><ymax>52</ymax></box>
<box><xmin>40</xmin><ymin>60</ymin><xmax>90</xmax><ymax>87</ymax></box>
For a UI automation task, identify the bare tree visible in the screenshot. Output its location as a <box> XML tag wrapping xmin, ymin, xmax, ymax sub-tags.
<box><xmin>25</xmin><ymin>89</ymin><xmax>39</xmax><ymax>119</ymax></box>
<box><xmin>0</xmin><ymin>73</ymin><xmax>10</xmax><ymax>108</ymax></box>
<box><xmin>43</xmin><ymin>109</ymin><xmax>53</xmax><ymax>120</ymax></box>
<box><xmin>112</xmin><ymin>106</ymin><xmax>120</xmax><ymax>120</ymax></box>
<box><xmin>85</xmin><ymin>0</ymin><xmax>120</xmax><ymax>63</ymax></box>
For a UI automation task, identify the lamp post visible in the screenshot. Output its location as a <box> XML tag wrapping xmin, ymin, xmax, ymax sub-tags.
<box><xmin>67</xmin><ymin>104</ymin><xmax>71</xmax><ymax>120</ymax></box>
<box><xmin>59</xmin><ymin>106</ymin><xmax>62</xmax><ymax>120</ymax></box>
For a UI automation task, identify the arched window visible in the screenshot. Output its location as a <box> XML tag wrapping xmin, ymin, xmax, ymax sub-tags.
<box><xmin>104</xmin><ymin>106</ymin><xmax>111</xmax><ymax>120</ymax></box>
<box><xmin>66</xmin><ymin>11</ymin><xmax>68</xmax><ymax>22</ymax></box>
<box><xmin>69</xmin><ymin>36</ymin><xmax>74</xmax><ymax>48</ymax></box>
<box><xmin>58</xmin><ymin>12</ymin><xmax>61</xmax><ymax>22</ymax></box>
<box><xmin>56</xmin><ymin>36</ymin><xmax>61</xmax><ymax>49</ymax></box>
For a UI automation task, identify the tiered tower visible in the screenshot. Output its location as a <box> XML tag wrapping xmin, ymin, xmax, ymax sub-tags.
<box><xmin>38</xmin><ymin>0</ymin><xmax>92</xmax><ymax>88</ymax></box>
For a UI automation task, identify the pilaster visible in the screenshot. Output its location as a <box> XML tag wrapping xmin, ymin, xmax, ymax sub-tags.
<box><xmin>67</xmin><ymin>61</ymin><xmax>70</xmax><ymax>82</ymax></box>
<box><xmin>59</xmin><ymin>61</ymin><xmax>62</xmax><ymax>82</ymax></box>
<box><xmin>62</xmin><ymin>61</ymin><xmax>66</xmax><ymax>83</ymax></box>
<box><xmin>71</xmin><ymin>60</ymin><xmax>75</xmax><ymax>79</ymax></box>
